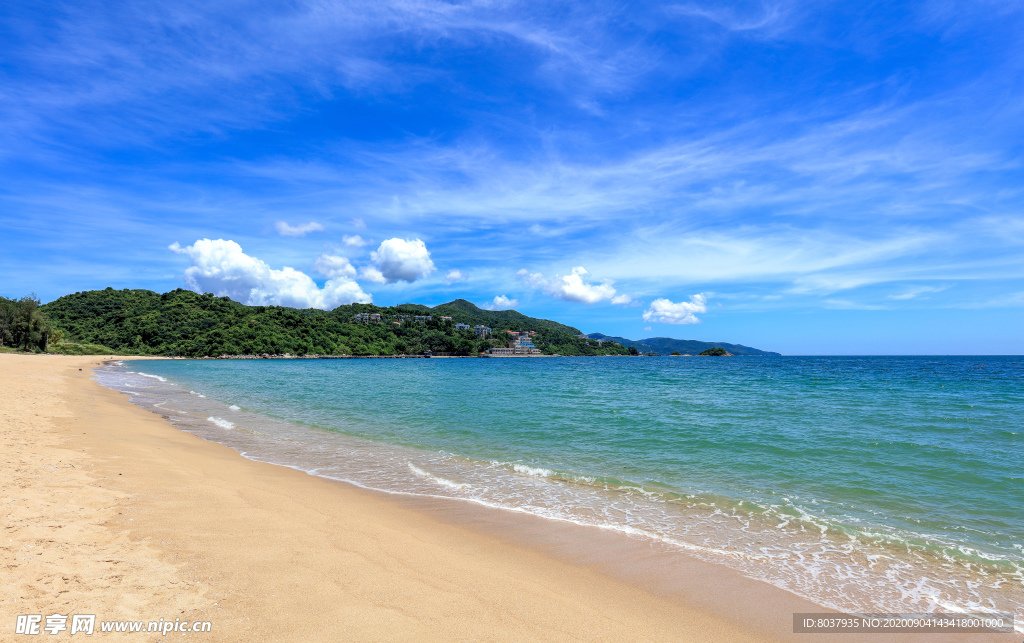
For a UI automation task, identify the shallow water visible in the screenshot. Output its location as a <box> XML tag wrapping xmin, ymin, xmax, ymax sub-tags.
<box><xmin>96</xmin><ymin>356</ymin><xmax>1024</xmax><ymax>628</ymax></box>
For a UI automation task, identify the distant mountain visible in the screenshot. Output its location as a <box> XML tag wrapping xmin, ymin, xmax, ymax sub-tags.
<box><xmin>587</xmin><ymin>333</ymin><xmax>780</xmax><ymax>356</ymax></box>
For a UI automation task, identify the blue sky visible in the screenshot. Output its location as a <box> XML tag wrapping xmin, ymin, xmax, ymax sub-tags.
<box><xmin>2</xmin><ymin>0</ymin><xmax>1023</xmax><ymax>354</ymax></box>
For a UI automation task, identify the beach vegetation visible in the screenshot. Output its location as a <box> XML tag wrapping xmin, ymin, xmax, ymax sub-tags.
<box><xmin>49</xmin><ymin>342</ymin><xmax>118</xmax><ymax>355</ymax></box>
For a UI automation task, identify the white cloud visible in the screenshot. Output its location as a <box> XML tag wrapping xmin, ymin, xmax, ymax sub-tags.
<box><xmin>517</xmin><ymin>266</ymin><xmax>619</xmax><ymax>304</ymax></box>
<box><xmin>665</xmin><ymin>2</ymin><xmax>793</xmax><ymax>35</ymax></box>
<box><xmin>312</xmin><ymin>253</ymin><xmax>357</xmax><ymax>279</ymax></box>
<box><xmin>482</xmin><ymin>295</ymin><xmax>518</xmax><ymax>310</ymax></box>
<box><xmin>370</xmin><ymin>238</ymin><xmax>436</xmax><ymax>283</ymax></box>
<box><xmin>360</xmin><ymin>267</ymin><xmax>387</xmax><ymax>284</ymax></box>
<box><xmin>598</xmin><ymin>228</ymin><xmax>945</xmax><ymax>291</ymax></box>
<box><xmin>887</xmin><ymin>284</ymin><xmax>947</xmax><ymax>300</ymax></box>
<box><xmin>343</xmin><ymin>234</ymin><xmax>369</xmax><ymax>248</ymax></box>
<box><xmin>446</xmin><ymin>269</ymin><xmax>466</xmax><ymax>284</ymax></box>
<box><xmin>610</xmin><ymin>293</ymin><xmax>633</xmax><ymax>305</ymax></box>
<box><xmin>274</xmin><ymin>221</ymin><xmax>325</xmax><ymax>237</ymax></box>
<box><xmin>350</xmin><ymin>218</ymin><xmax>367</xmax><ymax>229</ymax></box>
<box><xmin>823</xmin><ymin>299</ymin><xmax>887</xmax><ymax>310</ymax></box>
<box><xmin>642</xmin><ymin>294</ymin><xmax>707</xmax><ymax>324</ymax></box>
<box><xmin>169</xmin><ymin>239</ymin><xmax>370</xmax><ymax>309</ymax></box>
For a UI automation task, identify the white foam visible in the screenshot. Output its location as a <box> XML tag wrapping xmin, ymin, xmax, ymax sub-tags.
<box><xmin>207</xmin><ymin>417</ymin><xmax>235</xmax><ymax>429</ymax></box>
<box><xmin>135</xmin><ymin>372</ymin><xmax>167</xmax><ymax>382</ymax></box>
<box><xmin>408</xmin><ymin>463</ymin><xmax>469</xmax><ymax>490</ymax></box>
<box><xmin>513</xmin><ymin>463</ymin><xmax>554</xmax><ymax>478</ymax></box>
<box><xmin>229</xmin><ymin>405</ymin><xmax>241</xmax><ymax>411</ymax></box>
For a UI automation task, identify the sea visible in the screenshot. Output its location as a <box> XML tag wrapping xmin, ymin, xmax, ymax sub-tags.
<box><xmin>95</xmin><ymin>356</ymin><xmax>1023</xmax><ymax>628</ymax></box>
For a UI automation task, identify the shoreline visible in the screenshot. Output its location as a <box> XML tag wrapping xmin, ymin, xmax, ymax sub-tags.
<box><xmin>3</xmin><ymin>354</ymin><xmax>1015</xmax><ymax>641</ymax></box>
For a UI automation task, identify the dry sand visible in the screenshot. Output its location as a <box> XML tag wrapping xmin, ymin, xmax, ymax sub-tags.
<box><xmin>2</xmin><ymin>354</ymin><xmax>1015</xmax><ymax>642</ymax></box>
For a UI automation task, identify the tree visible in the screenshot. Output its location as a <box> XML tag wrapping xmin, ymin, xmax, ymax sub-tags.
<box><xmin>671</xmin><ymin>351</ymin><xmax>681</xmax><ymax>356</ymax></box>
<box><xmin>628</xmin><ymin>346</ymin><xmax>639</xmax><ymax>356</ymax></box>
<box><xmin>0</xmin><ymin>297</ymin><xmax>15</xmax><ymax>347</ymax></box>
<box><xmin>12</xmin><ymin>295</ymin><xmax>52</xmax><ymax>352</ymax></box>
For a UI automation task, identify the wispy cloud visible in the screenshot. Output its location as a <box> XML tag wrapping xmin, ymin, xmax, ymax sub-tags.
<box><xmin>665</xmin><ymin>1</ymin><xmax>796</xmax><ymax>36</ymax></box>
<box><xmin>275</xmin><ymin>221</ymin><xmax>325</xmax><ymax>237</ymax></box>
<box><xmin>887</xmin><ymin>284</ymin><xmax>948</xmax><ymax>300</ymax></box>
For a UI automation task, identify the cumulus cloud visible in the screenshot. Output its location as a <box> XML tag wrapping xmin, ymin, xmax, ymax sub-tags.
<box><xmin>482</xmin><ymin>295</ymin><xmax>518</xmax><ymax>310</ymax></box>
<box><xmin>312</xmin><ymin>253</ymin><xmax>357</xmax><ymax>279</ymax></box>
<box><xmin>360</xmin><ymin>266</ymin><xmax>387</xmax><ymax>284</ymax></box>
<box><xmin>370</xmin><ymin>238</ymin><xmax>436</xmax><ymax>283</ymax></box>
<box><xmin>274</xmin><ymin>221</ymin><xmax>325</xmax><ymax>237</ymax></box>
<box><xmin>642</xmin><ymin>294</ymin><xmax>707</xmax><ymax>324</ymax></box>
<box><xmin>610</xmin><ymin>293</ymin><xmax>634</xmax><ymax>305</ymax></box>
<box><xmin>517</xmin><ymin>266</ymin><xmax>618</xmax><ymax>304</ymax></box>
<box><xmin>343</xmin><ymin>234</ymin><xmax>369</xmax><ymax>248</ymax></box>
<box><xmin>169</xmin><ymin>239</ymin><xmax>370</xmax><ymax>309</ymax></box>
<box><xmin>446</xmin><ymin>269</ymin><xmax>466</xmax><ymax>284</ymax></box>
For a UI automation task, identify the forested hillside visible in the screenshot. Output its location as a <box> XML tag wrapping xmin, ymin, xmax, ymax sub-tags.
<box><xmin>40</xmin><ymin>288</ymin><xmax>629</xmax><ymax>357</ymax></box>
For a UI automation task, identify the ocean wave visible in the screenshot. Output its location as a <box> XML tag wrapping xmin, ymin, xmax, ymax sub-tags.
<box><xmin>207</xmin><ymin>416</ymin><xmax>235</xmax><ymax>429</ymax></box>
<box><xmin>408</xmin><ymin>463</ymin><xmax>469</xmax><ymax>490</ymax></box>
<box><xmin>512</xmin><ymin>463</ymin><xmax>554</xmax><ymax>477</ymax></box>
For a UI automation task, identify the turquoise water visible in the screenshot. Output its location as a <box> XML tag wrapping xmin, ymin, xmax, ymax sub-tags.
<box><xmin>99</xmin><ymin>356</ymin><xmax>1023</xmax><ymax>623</ymax></box>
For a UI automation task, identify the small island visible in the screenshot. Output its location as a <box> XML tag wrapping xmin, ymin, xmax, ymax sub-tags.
<box><xmin>698</xmin><ymin>347</ymin><xmax>732</xmax><ymax>356</ymax></box>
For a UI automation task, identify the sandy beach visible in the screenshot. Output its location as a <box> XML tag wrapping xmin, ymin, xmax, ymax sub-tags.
<box><xmin>2</xmin><ymin>354</ymin><xmax>1016</xmax><ymax>642</ymax></box>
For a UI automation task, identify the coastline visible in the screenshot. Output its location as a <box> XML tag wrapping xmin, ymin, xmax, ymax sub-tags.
<box><xmin>3</xmin><ymin>354</ymin><xmax>1015</xmax><ymax>641</ymax></box>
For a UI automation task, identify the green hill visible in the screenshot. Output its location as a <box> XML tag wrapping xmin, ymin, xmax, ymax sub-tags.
<box><xmin>426</xmin><ymin>299</ymin><xmax>580</xmax><ymax>334</ymax></box>
<box><xmin>39</xmin><ymin>288</ymin><xmax>628</xmax><ymax>357</ymax></box>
